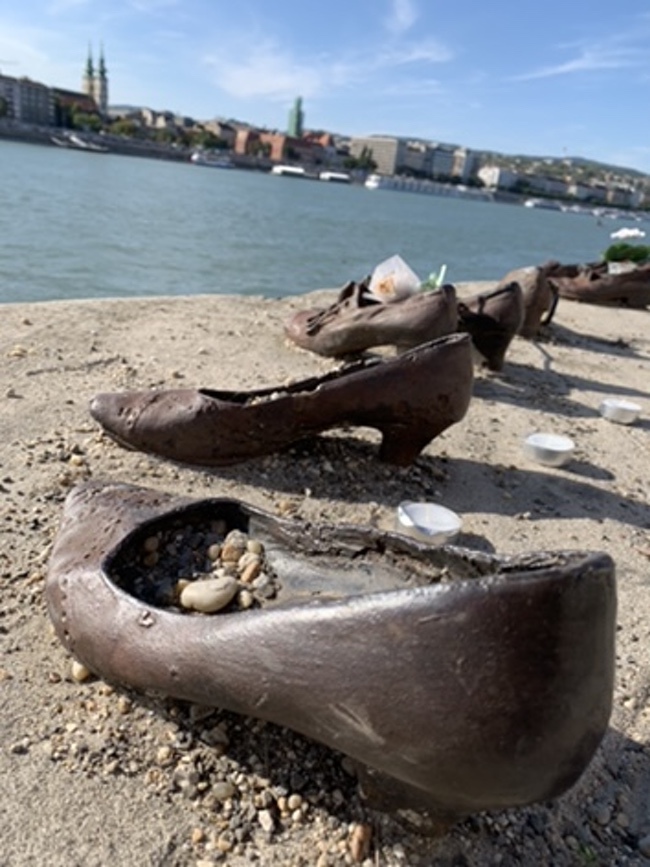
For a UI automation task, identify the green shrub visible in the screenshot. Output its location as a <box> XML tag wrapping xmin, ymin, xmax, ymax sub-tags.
<box><xmin>603</xmin><ymin>243</ymin><xmax>650</xmax><ymax>263</ymax></box>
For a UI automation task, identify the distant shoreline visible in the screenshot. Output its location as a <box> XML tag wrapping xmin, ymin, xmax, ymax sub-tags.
<box><xmin>0</xmin><ymin>119</ymin><xmax>274</xmax><ymax>170</ymax></box>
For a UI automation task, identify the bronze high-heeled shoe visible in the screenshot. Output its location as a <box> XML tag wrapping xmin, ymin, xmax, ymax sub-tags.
<box><xmin>457</xmin><ymin>282</ymin><xmax>524</xmax><ymax>371</ymax></box>
<box><xmin>46</xmin><ymin>480</ymin><xmax>616</xmax><ymax>825</ymax></box>
<box><xmin>496</xmin><ymin>266</ymin><xmax>559</xmax><ymax>338</ymax></box>
<box><xmin>284</xmin><ymin>283</ymin><xmax>459</xmax><ymax>357</ymax></box>
<box><xmin>547</xmin><ymin>262</ymin><xmax>650</xmax><ymax>308</ymax></box>
<box><xmin>89</xmin><ymin>332</ymin><xmax>474</xmax><ymax>468</ymax></box>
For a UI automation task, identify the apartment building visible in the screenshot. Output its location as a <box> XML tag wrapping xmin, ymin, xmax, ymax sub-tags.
<box><xmin>348</xmin><ymin>136</ymin><xmax>406</xmax><ymax>174</ymax></box>
<box><xmin>350</xmin><ymin>135</ymin><xmax>475</xmax><ymax>181</ymax></box>
<box><xmin>0</xmin><ymin>74</ymin><xmax>54</xmax><ymax>125</ymax></box>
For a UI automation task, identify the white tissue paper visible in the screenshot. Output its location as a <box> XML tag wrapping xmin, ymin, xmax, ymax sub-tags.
<box><xmin>367</xmin><ymin>255</ymin><xmax>421</xmax><ymax>303</ymax></box>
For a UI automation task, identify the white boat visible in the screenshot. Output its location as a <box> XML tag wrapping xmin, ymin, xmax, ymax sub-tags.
<box><xmin>271</xmin><ymin>165</ymin><xmax>308</xmax><ymax>178</ymax></box>
<box><xmin>190</xmin><ymin>152</ymin><xmax>233</xmax><ymax>168</ymax></box>
<box><xmin>365</xmin><ymin>173</ymin><xmax>384</xmax><ymax>190</ymax></box>
<box><xmin>51</xmin><ymin>132</ymin><xmax>109</xmax><ymax>153</ymax></box>
<box><xmin>610</xmin><ymin>226</ymin><xmax>646</xmax><ymax>240</ymax></box>
<box><xmin>364</xmin><ymin>172</ymin><xmax>493</xmax><ymax>201</ymax></box>
<box><xmin>523</xmin><ymin>197</ymin><xmax>562</xmax><ymax>211</ymax></box>
<box><xmin>319</xmin><ymin>171</ymin><xmax>351</xmax><ymax>183</ymax></box>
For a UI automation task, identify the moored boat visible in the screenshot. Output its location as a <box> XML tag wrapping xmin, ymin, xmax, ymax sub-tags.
<box><xmin>319</xmin><ymin>171</ymin><xmax>351</xmax><ymax>183</ymax></box>
<box><xmin>190</xmin><ymin>151</ymin><xmax>233</xmax><ymax>168</ymax></box>
<box><xmin>51</xmin><ymin>132</ymin><xmax>109</xmax><ymax>153</ymax></box>
<box><xmin>270</xmin><ymin>164</ymin><xmax>308</xmax><ymax>178</ymax></box>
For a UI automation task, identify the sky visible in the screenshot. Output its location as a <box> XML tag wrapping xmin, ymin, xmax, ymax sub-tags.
<box><xmin>2</xmin><ymin>0</ymin><xmax>650</xmax><ymax>174</ymax></box>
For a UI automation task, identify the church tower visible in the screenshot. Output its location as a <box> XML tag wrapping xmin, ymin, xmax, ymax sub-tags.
<box><xmin>287</xmin><ymin>97</ymin><xmax>304</xmax><ymax>138</ymax></box>
<box><xmin>81</xmin><ymin>45</ymin><xmax>108</xmax><ymax>116</ymax></box>
<box><xmin>82</xmin><ymin>46</ymin><xmax>94</xmax><ymax>101</ymax></box>
<box><xmin>94</xmin><ymin>45</ymin><xmax>108</xmax><ymax>116</ymax></box>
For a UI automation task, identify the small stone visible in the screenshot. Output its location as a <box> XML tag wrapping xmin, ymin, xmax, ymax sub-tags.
<box><xmin>349</xmin><ymin>823</ymin><xmax>372</xmax><ymax>863</ymax></box>
<box><xmin>258</xmin><ymin>809</ymin><xmax>275</xmax><ymax>833</ymax></box>
<box><xmin>247</xmin><ymin>539</ymin><xmax>264</xmax><ymax>555</ymax></box>
<box><xmin>212</xmin><ymin>781</ymin><xmax>236</xmax><ymax>801</ymax></box>
<box><xmin>216</xmin><ymin>833</ymin><xmax>234</xmax><ymax>853</ymax></box>
<box><xmin>173</xmin><ymin>762</ymin><xmax>200</xmax><ymax>796</ymax></box>
<box><xmin>238</xmin><ymin>590</ymin><xmax>254</xmax><ymax>610</ymax></box>
<box><xmin>180</xmin><ymin>576</ymin><xmax>238</xmax><ymax>613</ymax></box>
<box><xmin>221</xmin><ymin>531</ymin><xmax>248</xmax><ymax>562</ymax></box>
<box><xmin>638</xmin><ymin>835</ymin><xmax>650</xmax><ymax>858</ymax></box>
<box><xmin>240</xmin><ymin>560</ymin><xmax>262</xmax><ymax>584</ymax></box>
<box><xmin>71</xmin><ymin>660</ymin><xmax>92</xmax><ymax>683</ymax></box>
<box><xmin>156</xmin><ymin>745</ymin><xmax>174</xmax><ymax>766</ymax></box>
<box><xmin>616</xmin><ymin>811</ymin><xmax>630</xmax><ymax>828</ymax></box>
<box><xmin>143</xmin><ymin>535</ymin><xmax>160</xmax><ymax>553</ymax></box>
<box><xmin>191</xmin><ymin>827</ymin><xmax>205</xmax><ymax>845</ymax></box>
<box><xmin>207</xmin><ymin>543</ymin><xmax>222</xmax><ymax>562</ymax></box>
<box><xmin>220</xmin><ymin>544</ymin><xmax>242</xmax><ymax>563</ymax></box>
<box><xmin>287</xmin><ymin>793</ymin><xmax>302</xmax><ymax>811</ymax></box>
<box><xmin>202</xmin><ymin>724</ymin><xmax>229</xmax><ymax>747</ymax></box>
<box><xmin>252</xmin><ymin>574</ymin><xmax>270</xmax><ymax>591</ymax></box>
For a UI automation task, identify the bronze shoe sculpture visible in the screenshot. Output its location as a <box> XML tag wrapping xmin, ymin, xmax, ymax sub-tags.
<box><xmin>89</xmin><ymin>332</ymin><xmax>473</xmax><ymax>468</ymax></box>
<box><xmin>496</xmin><ymin>266</ymin><xmax>559</xmax><ymax>338</ymax></box>
<box><xmin>46</xmin><ymin>480</ymin><xmax>616</xmax><ymax>825</ymax></box>
<box><xmin>457</xmin><ymin>282</ymin><xmax>524</xmax><ymax>371</ymax></box>
<box><xmin>284</xmin><ymin>281</ymin><xmax>458</xmax><ymax>358</ymax></box>
<box><xmin>547</xmin><ymin>262</ymin><xmax>650</xmax><ymax>308</ymax></box>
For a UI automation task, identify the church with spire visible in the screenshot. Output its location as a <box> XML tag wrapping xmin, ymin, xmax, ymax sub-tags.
<box><xmin>82</xmin><ymin>45</ymin><xmax>108</xmax><ymax>116</ymax></box>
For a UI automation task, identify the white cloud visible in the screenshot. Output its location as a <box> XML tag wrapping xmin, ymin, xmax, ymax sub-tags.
<box><xmin>205</xmin><ymin>40</ymin><xmax>323</xmax><ymax>101</ymax></box>
<box><xmin>514</xmin><ymin>26</ymin><xmax>649</xmax><ymax>81</ymax></box>
<box><xmin>204</xmin><ymin>27</ymin><xmax>452</xmax><ymax>103</ymax></box>
<box><xmin>374</xmin><ymin>39</ymin><xmax>453</xmax><ymax>68</ymax></box>
<box><xmin>516</xmin><ymin>48</ymin><xmax>642</xmax><ymax>80</ymax></box>
<box><xmin>384</xmin><ymin>0</ymin><xmax>418</xmax><ymax>35</ymax></box>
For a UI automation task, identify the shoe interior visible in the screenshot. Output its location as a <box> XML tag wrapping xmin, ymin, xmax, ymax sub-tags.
<box><xmin>103</xmin><ymin>501</ymin><xmax>587</xmax><ymax>616</ymax></box>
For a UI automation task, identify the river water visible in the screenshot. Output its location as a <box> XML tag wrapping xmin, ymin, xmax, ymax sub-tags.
<box><xmin>0</xmin><ymin>138</ymin><xmax>625</xmax><ymax>305</ymax></box>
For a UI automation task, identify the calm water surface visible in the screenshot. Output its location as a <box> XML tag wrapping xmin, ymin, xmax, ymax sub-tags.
<box><xmin>0</xmin><ymin>139</ymin><xmax>621</xmax><ymax>305</ymax></box>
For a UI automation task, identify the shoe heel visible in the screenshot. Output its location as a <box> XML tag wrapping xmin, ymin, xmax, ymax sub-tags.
<box><xmin>378</xmin><ymin>424</ymin><xmax>444</xmax><ymax>466</ymax></box>
<box><xmin>474</xmin><ymin>332</ymin><xmax>512</xmax><ymax>371</ymax></box>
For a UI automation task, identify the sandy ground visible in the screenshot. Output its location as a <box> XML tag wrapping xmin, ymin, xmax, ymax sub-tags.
<box><xmin>1</xmin><ymin>285</ymin><xmax>649</xmax><ymax>867</ymax></box>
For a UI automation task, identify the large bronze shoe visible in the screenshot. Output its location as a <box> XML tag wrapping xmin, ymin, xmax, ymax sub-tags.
<box><xmin>284</xmin><ymin>282</ymin><xmax>458</xmax><ymax>357</ymax></box>
<box><xmin>46</xmin><ymin>480</ymin><xmax>616</xmax><ymax>825</ymax></box>
<box><xmin>547</xmin><ymin>262</ymin><xmax>650</xmax><ymax>308</ymax></box>
<box><xmin>496</xmin><ymin>266</ymin><xmax>559</xmax><ymax>338</ymax></box>
<box><xmin>457</xmin><ymin>282</ymin><xmax>524</xmax><ymax>371</ymax></box>
<box><xmin>89</xmin><ymin>332</ymin><xmax>473</xmax><ymax>468</ymax></box>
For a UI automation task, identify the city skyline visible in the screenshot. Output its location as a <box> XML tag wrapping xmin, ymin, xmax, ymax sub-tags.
<box><xmin>2</xmin><ymin>0</ymin><xmax>650</xmax><ymax>174</ymax></box>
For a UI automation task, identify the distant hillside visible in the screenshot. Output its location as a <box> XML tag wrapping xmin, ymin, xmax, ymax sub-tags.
<box><xmin>481</xmin><ymin>150</ymin><xmax>649</xmax><ymax>185</ymax></box>
<box><xmin>564</xmin><ymin>156</ymin><xmax>647</xmax><ymax>179</ymax></box>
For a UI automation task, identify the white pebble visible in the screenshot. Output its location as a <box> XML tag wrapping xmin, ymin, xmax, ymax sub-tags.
<box><xmin>180</xmin><ymin>576</ymin><xmax>238</xmax><ymax>613</ymax></box>
<box><xmin>238</xmin><ymin>590</ymin><xmax>254</xmax><ymax>610</ymax></box>
<box><xmin>71</xmin><ymin>659</ymin><xmax>92</xmax><ymax>683</ymax></box>
<box><xmin>258</xmin><ymin>808</ymin><xmax>275</xmax><ymax>833</ymax></box>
